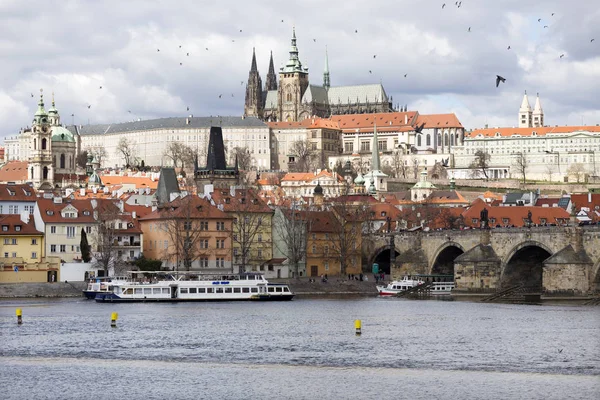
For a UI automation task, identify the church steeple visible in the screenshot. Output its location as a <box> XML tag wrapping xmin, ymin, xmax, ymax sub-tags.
<box><xmin>518</xmin><ymin>90</ymin><xmax>533</xmax><ymax>128</ymax></box>
<box><xmin>533</xmin><ymin>92</ymin><xmax>544</xmax><ymax>127</ymax></box>
<box><xmin>282</xmin><ymin>27</ymin><xmax>307</xmax><ymax>74</ymax></box>
<box><xmin>371</xmin><ymin>123</ymin><xmax>381</xmax><ymax>172</ymax></box>
<box><xmin>265</xmin><ymin>51</ymin><xmax>277</xmax><ymax>91</ymax></box>
<box><xmin>323</xmin><ymin>46</ymin><xmax>330</xmax><ymax>90</ymax></box>
<box><xmin>244</xmin><ymin>47</ymin><xmax>263</xmax><ymax>118</ymax></box>
<box><xmin>47</xmin><ymin>92</ymin><xmax>60</xmax><ymax>126</ymax></box>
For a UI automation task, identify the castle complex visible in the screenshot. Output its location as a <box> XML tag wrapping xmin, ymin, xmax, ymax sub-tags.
<box><xmin>244</xmin><ymin>29</ymin><xmax>395</xmax><ymax>122</ymax></box>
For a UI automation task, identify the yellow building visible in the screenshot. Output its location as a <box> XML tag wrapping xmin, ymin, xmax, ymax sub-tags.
<box><xmin>0</xmin><ymin>214</ymin><xmax>60</xmax><ymax>283</ymax></box>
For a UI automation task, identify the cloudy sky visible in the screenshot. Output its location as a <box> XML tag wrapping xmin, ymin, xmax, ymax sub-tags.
<box><xmin>1</xmin><ymin>0</ymin><xmax>599</xmax><ymax>140</ymax></box>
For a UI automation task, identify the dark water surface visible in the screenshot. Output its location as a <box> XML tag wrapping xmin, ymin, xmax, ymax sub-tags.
<box><xmin>0</xmin><ymin>297</ymin><xmax>598</xmax><ymax>399</ymax></box>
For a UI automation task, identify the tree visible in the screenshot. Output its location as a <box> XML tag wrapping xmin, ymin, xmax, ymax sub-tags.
<box><xmin>87</xmin><ymin>146</ymin><xmax>107</xmax><ymax>167</ymax></box>
<box><xmin>80</xmin><ymin>228</ymin><xmax>92</xmax><ymax>263</ymax></box>
<box><xmin>329</xmin><ymin>184</ymin><xmax>365</xmax><ymax>275</ymax></box>
<box><xmin>77</xmin><ymin>150</ymin><xmax>89</xmax><ymax>169</ymax></box>
<box><xmin>134</xmin><ymin>255</ymin><xmax>163</xmax><ymax>271</ymax></box>
<box><xmin>229</xmin><ymin>146</ymin><xmax>252</xmax><ymax>171</ymax></box>
<box><xmin>163</xmin><ymin>142</ymin><xmax>188</xmax><ymax>169</ymax></box>
<box><xmin>411</xmin><ymin>156</ymin><xmax>420</xmax><ymax>179</ymax></box>
<box><xmin>289</xmin><ymin>140</ymin><xmax>318</xmax><ymax>172</ymax></box>
<box><xmin>567</xmin><ymin>163</ymin><xmax>586</xmax><ymax>183</ymax></box>
<box><xmin>92</xmin><ymin>202</ymin><xmax>123</xmax><ymax>276</ymax></box>
<box><xmin>544</xmin><ymin>163</ymin><xmax>555</xmax><ymax>182</ymax></box>
<box><xmin>513</xmin><ymin>152</ymin><xmax>528</xmax><ymax>184</ymax></box>
<box><xmin>469</xmin><ymin>150</ymin><xmax>491</xmax><ymax>180</ymax></box>
<box><xmin>116</xmin><ymin>137</ymin><xmax>136</xmax><ymax>167</ymax></box>
<box><xmin>273</xmin><ymin>204</ymin><xmax>309</xmax><ymax>279</ymax></box>
<box><xmin>391</xmin><ymin>151</ymin><xmax>409</xmax><ymax>179</ymax></box>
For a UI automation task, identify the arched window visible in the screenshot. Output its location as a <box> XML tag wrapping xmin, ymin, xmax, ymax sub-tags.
<box><xmin>450</xmin><ymin>134</ymin><xmax>454</xmax><ymax>146</ymax></box>
<box><xmin>42</xmin><ymin>138</ymin><xmax>47</xmax><ymax>150</ymax></box>
<box><xmin>33</xmin><ymin>139</ymin><xmax>37</xmax><ymax>150</ymax></box>
<box><xmin>30</xmin><ymin>167</ymin><xmax>34</xmax><ymax>179</ymax></box>
<box><xmin>60</xmin><ymin>154</ymin><xmax>65</xmax><ymax>169</ymax></box>
<box><xmin>444</xmin><ymin>133</ymin><xmax>449</xmax><ymax>146</ymax></box>
<box><xmin>43</xmin><ymin>166</ymin><xmax>48</xmax><ymax>180</ymax></box>
<box><xmin>426</xmin><ymin>134</ymin><xmax>431</xmax><ymax>146</ymax></box>
<box><xmin>437</xmin><ymin>134</ymin><xmax>442</xmax><ymax>146</ymax></box>
<box><xmin>417</xmin><ymin>135</ymin><xmax>422</xmax><ymax>147</ymax></box>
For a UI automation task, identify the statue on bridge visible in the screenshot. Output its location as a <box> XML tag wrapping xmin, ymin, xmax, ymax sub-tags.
<box><xmin>480</xmin><ymin>207</ymin><xmax>489</xmax><ymax>229</ymax></box>
<box><xmin>527</xmin><ymin>210</ymin><xmax>533</xmax><ymax>227</ymax></box>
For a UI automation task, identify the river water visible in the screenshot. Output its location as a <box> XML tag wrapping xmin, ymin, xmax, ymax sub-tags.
<box><xmin>0</xmin><ymin>297</ymin><xmax>598</xmax><ymax>400</ymax></box>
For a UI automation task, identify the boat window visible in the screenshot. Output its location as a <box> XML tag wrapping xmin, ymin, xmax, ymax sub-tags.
<box><xmin>242</xmin><ymin>287</ymin><xmax>250</xmax><ymax>293</ymax></box>
<box><xmin>198</xmin><ymin>288</ymin><xmax>206</xmax><ymax>293</ymax></box>
<box><xmin>206</xmin><ymin>288</ymin><xmax>213</xmax><ymax>293</ymax></box>
<box><xmin>225</xmin><ymin>287</ymin><xmax>232</xmax><ymax>293</ymax></box>
<box><xmin>143</xmin><ymin>288</ymin><xmax>152</xmax><ymax>294</ymax></box>
<box><xmin>189</xmin><ymin>288</ymin><xmax>197</xmax><ymax>294</ymax></box>
<box><xmin>180</xmin><ymin>288</ymin><xmax>189</xmax><ymax>294</ymax></box>
<box><xmin>216</xmin><ymin>288</ymin><xmax>223</xmax><ymax>293</ymax></box>
<box><xmin>268</xmin><ymin>287</ymin><xmax>275</xmax><ymax>293</ymax></box>
<box><xmin>276</xmin><ymin>287</ymin><xmax>282</xmax><ymax>293</ymax></box>
<box><xmin>162</xmin><ymin>288</ymin><xmax>170</xmax><ymax>294</ymax></box>
<box><xmin>233</xmin><ymin>288</ymin><xmax>241</xmax><ymax>293</ymax></box>
<box><xmin>250</xmin><ymin>287</ymin><xmax>258</xmax><ymax>293</ymax></box>
<box><xmin>124</xmin><ymin>288</ymin><xmax>133</xmax><ymax>295</ymax></box>
<box><xmin>283</xmin><ymin>287</ymin><xmax>289</xmax><ymax>292</ymax></box>
<box><xmin>134</xmin><ymin>288</ymin><xmax>142</xmax><ymax>295</ymax></box>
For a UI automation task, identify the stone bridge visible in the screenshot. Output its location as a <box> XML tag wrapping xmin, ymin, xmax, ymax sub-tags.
<box><xmin>364</xmin><ymin>226</ymin><xmax>600</xmax><ymax>294</ymax></box>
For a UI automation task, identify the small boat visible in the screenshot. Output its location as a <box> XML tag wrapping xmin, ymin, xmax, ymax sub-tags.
<box><xmin>94</xmin><ymin>272</ymin><xmax>294</xmax><ymax>303</ymax></box>
<box><xmin>377</xmin><ymin>274</ymin><xmax>455</xmax><ymax>296</ymax></box>
<box><xmin>82</xmin><ymin>276</ymin><xmax>131</xmax><ymax>299</ymax></box>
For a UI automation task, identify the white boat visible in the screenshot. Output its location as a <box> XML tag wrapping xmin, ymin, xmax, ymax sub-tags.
<box><xmin>377</xmin><ymin>275</ymin><xmax>454</xmax><ymax>296</ymax></box>
<box><xmin>83</xmin><ymin>276</ymin><xmax>131</xmax><ymax>299</ymax></box>
<box><xmin>94</xmin><ymin>272</ymin><xmax>294</xmax><ymax>303</ymax></box>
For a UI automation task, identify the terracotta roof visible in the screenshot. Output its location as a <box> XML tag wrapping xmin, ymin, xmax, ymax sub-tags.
<box><xmin>36</xmin><ymin>198</ymin><xmax>98</xmax><ymax>223</ymax></box>
<box><xmin>123</xmin><ymin>204</ymin><xmax>154</xmax><ymax>219</ymax></box>
<box><xmin>534</xmin><ymin>198</ymin><xmax>561</xmax><ymax>207</ymax></box>
<box><xmin>330</xmin><ymin>112</ymin><xmax>418</xmax><ymax>133</ymax></box>
<box><xmin>100</xmin><ymin>175</ymin><xmax>158</xmax><ymax>189</ymax></box>
<box><xmin>427</xmin><ymin>190</ymin><xmax>470</xmax><ymax>205</ymax></box>
<box><xmin>0</xmin><ymin>183</ymin><xmax>36</xmax><ymax>201</ymax></box>
<box><xmin>139</xmin><ymin>195</ymin><xmax>231</xmax><ymax>221</ymax></box>
<box><xmin>309</xmin><ymin>119</ymin><xmax>340</xmax><ymax>129</ymax></box>
<box><xmin>0</xmin><ymin>161</ymin><xmax>28</xmax><ymax>183</ymax></box>
<box><xmin>210</xmin><ymin>188</ymin><xmax>273</xmax><ymax>213</ymax></box>
<box><xmin>281</xmin><ymin>170</ymin><xmax>343</xmax><ymax>183</ymax></box>
<box><xmin>414</xmin><ymin>113</ymin><xmax>463</xmax><ymax>129</ymax></box>
<box><xmin>367</xmin><ymin>203</ymin><xmax>402</xmax><ymax>221</ymax></box>
<box><xmin>0</xmin><ymin>214</ymin><xmax>43</xmax><ymax>235</ymax></box>
<box><xmin>482</xmin><ymin>191</ymin><xmax>503</xmax><ymax>201</ymax></box>
<box><xmin>462</xmin><ymin>198</ymin><xmax>570</xmax><ymax>227</ymax></box>
<box><xmin>570</xmin><ymin>193</ymin><xmax>600</xmax><ymax>212</ymax></box>
<box><xmin>467</xmin><ymin>125</ymin><xmax>600</xmax><ymax>138</ymax></box>
<box><xmin>267</xmin><ymin>120</ymin><xmax>312</xmax><ymax>129</ymax></box>
<box><xmin>308</xmin><ymin>211</ymin><xmax>340</xmax><ymax>233</ymax></box>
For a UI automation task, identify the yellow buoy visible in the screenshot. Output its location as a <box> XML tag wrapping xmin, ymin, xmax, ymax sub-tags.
<box><xmin>16</xmin><ymin>308</ymin><xmax>22</xmax><ymax>325</ymax></box>
<box><xmin>111</xmin><ymin>312</ymin><xmax>118</xmax><ymax>328</ymax></box>
<box><xmin>355</xmin><ymin>319</ymin><xmax>362</xmax><ymax>335</ymax></box>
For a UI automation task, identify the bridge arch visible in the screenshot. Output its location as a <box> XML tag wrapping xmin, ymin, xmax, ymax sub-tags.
<box><xmin>430</xmin><ymin>242</ymin><xmax>465</xmax><ymax>276</ymax></box>
<box><xmin>501</xmin><ymin>240</ymin><xmax>553</xmax><ymax>290</ymax></box>
<box><xmin>368</xmin><ymin>245</ymin><xmax>400</xmax><ymax>275</ymax></box>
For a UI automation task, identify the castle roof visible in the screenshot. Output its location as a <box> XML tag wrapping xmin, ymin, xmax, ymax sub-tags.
<box><xmin>466</xmin><ymin>125</ymin><xmax>600</xmax><ymax>138</ymax></box>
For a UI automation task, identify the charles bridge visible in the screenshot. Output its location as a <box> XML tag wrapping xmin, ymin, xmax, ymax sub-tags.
<box><xmin>366</xmin><ymin>225</ymin><xmax>600</xmax><ymax>295</ymax></box>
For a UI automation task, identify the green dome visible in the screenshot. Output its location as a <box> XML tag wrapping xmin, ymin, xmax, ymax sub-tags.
<box><xmin>51</xmin><ymin>126</ymin><xmax>75</xmax><ymax>143</ymax></box>
<box><xmin>354</xmin><ymin>173</ymin><xmax>365</xmax><ymax>185</ymax></box>
<box><xmin>89</xmin><ymin>171</ymin><xmax>102</xmax><ymax>185</ymax></box>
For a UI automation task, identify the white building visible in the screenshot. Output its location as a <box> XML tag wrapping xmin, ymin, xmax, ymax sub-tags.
<box><xmin>453</xmin><ymin>93</ymin><xmax>600</xmax><ymax>182</ymax></box>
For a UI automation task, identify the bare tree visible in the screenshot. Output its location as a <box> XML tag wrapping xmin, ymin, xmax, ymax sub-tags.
<box><xmin>289</xmin><ymin>140</ymin><xmax>318</xmax><ymax>172</ymax></box>
<box><xmin>92</xmin><ymin>201</ymin><xmax>124</xmax><ymax>276</ymax></box>
<box><xmin>163</xmin><ymin>142</ymin><xmax>188</xmax><ymax>169</ymax></box>
<box><xmin>329</xmin><ymin>184</ymin><xmax>365</xmax><ymax>275</ymax></box>
<box><xmin>567</xmin><ymin>163</ymin><xmax>586</xmax><ymax>183</ymax></box>
<box><xmin>76</xmin><ymin>150</ymin><xmax>88</xmax><ymax>169</ymax></box>
<box><xmin>116</xmin><ymin>137</ymin><xmax>136</xmax><ymax>167</ymax></box>
<box><xmin>87</xmin><ymin>145</ymin><xmax>107</xmax><ymax>167</ymax></box>
<box><xmin>411</xmin><ymin>156</ymin><xmax>420</xmax><ymax>179</ymax></box>
<box><xmin>513</xmin><ymin>152</ymin><xmax>528</xmax><ymax>184</ymax></box>
<box><xmin>430</xmin><ymin>161</ymin><xmax>448</xmax><ymax>180</ymax></box>
<box><xmin>469</xmin><ymin>150</ymin><xmax>491</xmax><ymax>180</ymax></box>
<box><xmin>274</xmin><ymin>205</ymin><xmax>309</xmax><ymax>279</ymax></box>
<box><xmin>544</xmin><ymin>163</ymin><xmax>555</xmax><ymax>182</ymax></box>
<box><xmin>229</xmin><ymin>146</ymin><xmax>252</xmax><ymax>171</ymax></box>
<box><xmin>391</xmin><ymin>151</ymin><xmax>409</xmax><ymax>179</ymax></box>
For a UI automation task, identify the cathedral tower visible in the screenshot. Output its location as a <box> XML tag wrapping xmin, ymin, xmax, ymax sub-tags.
<box><xmin>265</xmin><ymin>51</ymin><xmax>277</xmax><ymax>91</ymax></box>
<box><xmin>277</xmin><ymin>28</ymin><xmax>309</xmax><ymax>122</ymax></box>
<box><xmin>28</xmin><ymin>90</ymin><xmax>54</xmax><ymax>189</ymax></box>
<box><xmin>518</xmin><ymin>91</ymin><xmax>533</xmax><ymax>128</ymax></box>
<box><xmin>533</xmin><ymin>93</ymin><xmax>544</xmax><ymax>128</ymax></box>
<box><xmin>244</xmin><ymin>48</ymin><xmax>263</xmax><ymax>118</ymax></box>
<box><xmin>323</xmin><ymin>46</ymin><xmax>330</xmax><ymax>90</ymax></box>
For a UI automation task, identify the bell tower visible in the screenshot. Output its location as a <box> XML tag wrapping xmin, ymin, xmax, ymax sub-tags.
<box><xmin>28</xmin><ymin>89</ymin><xmax>54</xmax><ymax>188</ymax></box>
<box><xmin>244</xmin><ymin>48</ymin><xmax>263</xmax><ymax>118</ymax></box>
<box><xmin>277</xmin><ymin>28</ymin><xmax>309</xmax><ymax>122</ymax></box>
<box><xmin>518</xmin><ymin>91</ymin><xmax>533</xmax><ymax>128</ymax></box>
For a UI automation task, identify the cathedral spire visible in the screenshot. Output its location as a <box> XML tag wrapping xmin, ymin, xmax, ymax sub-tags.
<box><xmin>34</xmin><ymin>89</ymin><xmax>47</xmax><ymax>117</ymax></box>
<box><xmin>533</xmin><ymin>92</ymin><xmax>544</xmax><ymax>127</ymax></box>
<box><xmin>244</xmin><ymin>48</ymin><xmax>263</xmax><ymax>118</ymax></box>
<box><xmin>371</xmin><ymin>123</ymin><xmax>381</xmax><ymax>172</ymax></box>
<box><xmin>251</xmin><ymin>47</ymin><xmax>258</xmax><ymax>72</ymax></box>
<box><xmin>323</xmin><ymin>45</ymin><xmax>330</xmax><ymax>90</ymax></box>
<box><xmin>282</xmin><ymin>27</ymin><xmax>306</xmax><ymax>74</ymax></box>
<box><xmin>518</xmin><ymin>90</ymin><xmax>533</xmax><ymax>128</ymax></box>
<box><xmin>265</xmin><ymin>50</ymin><xmax>277</xmax><ymax>91</ymax></box>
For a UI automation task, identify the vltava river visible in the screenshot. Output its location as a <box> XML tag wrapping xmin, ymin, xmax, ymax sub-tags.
<box><xmin>0</xmin><ymin>297</ymin><xmax>598</xmax><ymax>399</ymax></box>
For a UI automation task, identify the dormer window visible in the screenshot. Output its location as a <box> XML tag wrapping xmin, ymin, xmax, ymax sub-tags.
<box><xmin>46</xmin><ymin>210</ymin><xmax>54</xmax><ymax>216</ymax></box>
<box><xmin>1</xmin><ymin>225</ymin><xmax>8</xmax><ymax>231</ymax></box>
<box><xmin>83</xmin><ymin>210</ymin><xmax>90</xmax><ymax>216</ymax></box>
<box><xmin>240</xmin><ymin>198</ymin><xmax>246</xmax><ymax>204</ymax></box>
<box><xmin>225</xmin><ymin>198</ymin><xmax>230</xmax><ymax>204</ymax></box>
<box><xmin>381</xmin><ymin>211</ymin><xmax>387</xmax><ymax>217</ymax></box>
<box><xmin>8</xmin><ymin>190</ymin><xmax>15</xmax><ymax>196</ymax></box>
<box><xmin>15</xmin><ymin>225</ymin><xmax>21</xmax><ymax>232</ymax></box>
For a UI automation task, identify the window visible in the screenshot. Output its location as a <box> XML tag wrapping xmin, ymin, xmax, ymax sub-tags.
<box><xmin>86</xmin><ymin>226</ymin><xmax>92</xmax><ymax>234</ymax></box>
<box><xmin>11</xmin><ymin>238</ymin><xmax>17</xmax><ymax>245</ymax></box>
<box><xmin>216</xmin><ymin>221</ymin><xmax>225</xmax><ymax>231</ymax></box>
<box><xmin>378</xmin><ymin>141</ymin><xmax>387</xmax><ymax>151</ymax></box>
<box><xmin>200</xmin><ymin>257</ymin><xmax>209</xmax><ymax>268</ymax></box>
<box><xmin>200</xmin><ymin>221</ymin><xmax>208</xmax><ymax>231</ymax></box>
<box><xmin>32</xmin><ymin>252</ymin><xmax>37</xmax><ymax>259</ymax></box>
<box><xmin>11</xmin><ymin>252</ymin><xmax>16</xmax><ymax>258</ymax></box>
<box><xmin>324</xmin><ymin>245</ymin><xmax>329</xmax><ymax>255</ymax></box>
<box><xmin>360</xmin><ymin>141</ymin><xmax>370</xmax><ymax>151</ymax></box>
<box><xmin>184</xmin><ymin>221</ymin><xmax>192</xmax><ymax>230</ymax></box>
<box><xmin>216</xmin><ymin>257</ymin><xmax>225</xmax><ymax>268</ymax></box>
<box><xmin>60</xmin><ymin>245</ymin><xmax>66</xmax><ymax>253</ymax></box>
<box><xmin>51</xmin><ymin>245</ymin><xmax>56</xmax><ymax>253</ymax></box>
<box><xmin>31</xmin><ymin>238</ymin><xmax>37</xmax><ymax>245</ymax></box>
<box><xmin>15</xmin><ymin>225</ymin><xmax>21</xmax><ymax>232</ymax></box>
<box><xmin>258</xmin><ymin>234</ymin><xmax>262</xmax><ymax>243</ymax></box>
<box><xmin>67</xmin><ymin>226</ymin><xmax>76</xmax><ymax>238</ymax></box>
<box><xmin>3</xmin><ymin>252</ymin><xmax>7</xmax><ymax>258</ymax></box>
<box><xmin>312</xmin><ymin>245</ymin><xmax>316</xmax><ymax>253</ymax></box>
<box><xmin>216</xmin><ymin>239</ymin><xmax>225</xmax><ymax>249</ymax></box>
<box><xmin>325</xmin><ymin>261</ymin><xmax>329</xmax><ymax>271</ymax></box>
<box><xmin>1</xmin><ymin>226</ymin><xmax>7</xmax><ymax>232</ymax></box>
<box><xmin>200</xmin><ymin>239</ymin><xmax>209</xmax><ymax>249</ymax></box>
<box><xmin>344</xmin><ymin>142</ymin><xmax>354</xmax><ymax>153</ymax></box>
<box><xmin>257</xmin><ymin>249</ymin><xmax>262</xmax><ymax>258</ymax></box>
<box><xmin>3</xmin><ymin>239</ymin><xmax>8</xmax><ymax>245</ymax></box>
<box><xmin>50</xmin><ymin>226</ymin><xmax>56</xmax><ymax>234</ymax></box>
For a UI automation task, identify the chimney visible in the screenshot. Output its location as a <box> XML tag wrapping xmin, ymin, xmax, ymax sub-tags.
<box><xmin>132</xmin><ymin>211</ymin><xmax>137</xmax><ymax>219</ymax></box>
<box><xmin>404</xmin><ymin>114</ymin><xmax>408</xmax><ymax>125</ymax></box>
<box><xmin>588</xmin><ymin>192</ymin><xmax>592</xmax><ymax>203</ymax></box>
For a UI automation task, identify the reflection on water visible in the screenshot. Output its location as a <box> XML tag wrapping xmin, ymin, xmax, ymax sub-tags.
<box><xmin>0</xmin><ymin>298</ymin><xmax>598</xmax><ymax>400</ymax></box>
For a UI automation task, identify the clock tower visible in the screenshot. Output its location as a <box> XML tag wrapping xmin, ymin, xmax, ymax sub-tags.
<box><xmin>28</xmin><ymin>89</ymin><xmax>54</xmax><ymax>189</ymax></box>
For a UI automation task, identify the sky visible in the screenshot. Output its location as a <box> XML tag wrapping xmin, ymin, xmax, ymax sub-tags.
<box><xmin>1</xmin><ymin>0</ymin><xmax>599</xmax><ymax>141</ymax></box>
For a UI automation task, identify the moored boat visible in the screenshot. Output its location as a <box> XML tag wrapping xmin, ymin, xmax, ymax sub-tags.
<box><xmin>83</xmin><ymin>276</ymin><xmax>131</xmax><ymax>299</ymax></box>
<box><xmin>377</xmin><ymin>274</ymin><xmax>455</xmax><ymax>296</ymax></box>
<box><xmin>94</xmin><ymin>272</ymin><xmax>294</xmax><ymax>303</ymax></box>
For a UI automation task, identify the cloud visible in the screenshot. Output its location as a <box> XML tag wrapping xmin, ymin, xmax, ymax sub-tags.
<box><xmin>1</xmin><ymin>0</ymin><xmax>599</xmax><ymax>140</ymax></box>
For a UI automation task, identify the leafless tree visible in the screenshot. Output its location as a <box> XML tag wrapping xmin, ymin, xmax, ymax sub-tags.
<box><xmin>544</xmin><ymin>163</ymin><xmax>555</xmax><ymax>182</ymax></box>
<box><xmin>229</xmin><ymin>146</ymin><xmax>252</xmax><ymax>171</ymax></box>
<box><xmin>329</xmin><ymin>184</ymin><xmax>365</xmax><ymax>275</ymax></box>
<box><xmin>429</xmin><ymin>161</ymin><xmax>448</xmax><ymax>180</ymax></box>
<box><xmin>567</xmin><ymin>162</ymin><xmax>586</xmax><ymax>183</ymax></box>
<box><xmin>411</xmin><ymin>156</ymin><xmax>420</xmax><ymax>179</ymax></box>
<box><xmin>87</xmin><ymin>145</ymin><xmax>107</xmax><ymax>167</ymax></box>
<box><xmin>391</xmin><ymin>151</ymin><xmax>409</xmax><ymax>179</ymax></box>
<box><xmin>116</xmin><ymin>137</ymin><xmax>136</xmax><ymax>167</ymax></box>
<box><xmin>273</xmin><ymin>204</ymin><xmax>309</xmax><ymax>279</ymax></box>
<box><xmin>92</xmin><ymin>201</ymin><xmax>124</xmax><ymax>276</ymax></box>
<box><xmin>469</xmin><ymin>150</ymin><xmax>491</xmax><ymax>180</ymax></box>
<box><xmin>289</xmin><ymin>140</ymin><xmax>318</xmax><ymax>172</ymax></box>
<box><xmin>163</xmin><ymin>142</ymin><xmax>189</xmax><ymax>169</ymax></box>
<box><xmin>513</xmin><ymin>152</ymin><xmax>528</xmax><ymax>184</ymax></box>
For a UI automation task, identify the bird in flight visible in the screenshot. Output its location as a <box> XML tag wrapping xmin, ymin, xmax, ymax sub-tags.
<box><xmin>241</xmin><ymin>81</ymin><xmax>244</xmax><ymax>85</ymax></box>
<box><xmin>128</xmin><ymin>110</ymin><xmax>131</xmax><ymax>113</ymax></box>
<box><xmin>281</xmin><ymin>19</ymin><xmax>284</xmax><ymax>23</ymax></box>
<box><xmin>31</xmin><ymin>93</ymin><xmax>34</xmax><ymax>97</ymax></box>
<box><xmin>468</xmin><ymin>27</ymin><xmax>471</xmax><ymax>32</ymax></box>
<box><xmin>369</xmin><ymin>70</ymin><xmax>372</xmax><ymax>74</ymax></box>
<box><xmin>442</xmin><ymin>3</ymin><xmax>446</xmax><ymax>9</ymax></box>
<box><xmin>355</xmin><ymin>29</ymin><xmax>358</xmax><ymax>33</ymax></box>
<box><xmin>592</xmin><ymin>39</ymin><xmax>595</xmax><ymax>42</ymax></box>
<box><xmin>179</xmin><ymin>45</ymin><xmax>182</xmax><ymax>48</ymax></box>
<box><xmin>457</xmin><ymin>1</ymin><xmax>461</xmax><ymax>8</ymax></box>
<box><xmin>404</xmin><ymin>74</ymin><xmax>408</xmax><ymax>78</ymax></box>
<box><xmin>157</xmin><ymin>49</ymin><xmax>160</xmax><ymax>52</ymax></box>
<box><xmin>507</xmin><ymin>45</ymin><xmax>511</xmax><ymax>50</ymax></box>
<box><xmin>180</xmin><ymin>62</ymin><xmax>183</xmax><ymax>65</ymax></box>
<box><xmin>544</xmin><ymin>25</ymin><xmax>548</xmax><ymax>28</ymax></box>
<box><xmin>87</xmin><ymin>105</ymin><xmax>91</xmax><ymax>109</ymax></box>
<box><xmin>495</xmin><ymin>75</ymin><xmax>506</xmax><ymax>87</ymax></box>
<box><xmin>231</xmin><ymin>93</ymin><xmax>234</xmax><ymax>97</ymax></box>
<box><xmin>558</xmin><ymin>349</ymin><xmax>563</xmax><ymax>353</ymax></box>
<box><xmin>186</xmin><ymin>106</ymin><xmax>189</xmax><ymax>111</ymax></box>
<box><xmin>560</xmin><ymin>54</ymin><xmax>565</xmax><ymax>58</ymax></box>
<box><xmin>239</xmin><ymin>29</ymin><xmax>242</xmax><ymax>32</ymax></box>
<box><xmin>373</xmin><ymin>54</ymin><xmax>377</xmax><ymax>58</ymax></box>
<box><xmin>205</xmin><ymin>47</ymin><xmax>209</xmax><ymax>51</ymax></box>
<box><xmin>99</xmin><ymin>86</ymin><xmax>102</xmax><ymax>89</ymax></box>
<box><xmin>313</xmin><ymin>38</ymin><xmax>316</xmax><ymax>42</ymax></box>
<box><xmin>187</xmin><ymin>52</ymin><xmax>189</xmax><ymax>56</ymax></box>
<box><xmin>218</xmin><ymin>94</ymin><xmax>222</xmax><ymax>98</ymax></box>
<box><xmin>414</xmin><ymin>123</ymin><xmax>426</xmax><ymax>133</ymax></box>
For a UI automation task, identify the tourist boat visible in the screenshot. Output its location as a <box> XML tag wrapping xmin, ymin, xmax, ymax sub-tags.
<box><xmin>94</xmin><ymin>272</ymin><xmax>295</xmax><ymax>303</ymax></box>
<box><xmin>377</xmin><ymin>275</ymin><xmax>455</xmax><ymax>296</ymax></box>
<box><xmin>82</xmin><ymin>276</ymin><xmax>131</xmax><ymax>299</ymax></box>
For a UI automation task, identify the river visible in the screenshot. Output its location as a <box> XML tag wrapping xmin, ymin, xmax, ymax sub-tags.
<box><xmin>0</xmin><ymin>297</ymin><xmax>598</xmax><ymax>399</ymax></box>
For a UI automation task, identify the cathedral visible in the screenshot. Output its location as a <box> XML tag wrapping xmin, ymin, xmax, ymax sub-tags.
<box><xmin>244</xmin><ymin>29</ymin><xmax>395</xmax><ymax>122</ymax></box>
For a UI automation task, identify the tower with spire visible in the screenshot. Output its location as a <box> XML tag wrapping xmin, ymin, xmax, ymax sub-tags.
<box><xmin>518</xmin><ymin>91</ymin><xmax>533</xmax><ymax>128</ymax></box>
<box><xmin>265</xmin><ymin>51</ymin><xmax>277</xmax><ymax>91</ymax></box>
<box><xmin>362</xmin><ymin>123</ymin><xmax>388</xmax><ymax>193</ymax></box>
<box><xmin>532</xmin><ymin>93</ymin><xmax>544</xmax><ymax>127</ymax></box>
<box><xmin>28</xmin><ymin>89</ymin><xmax>54</xmax><ymax>189</ymax></box>
<box><xmin>323</xmin><ymin>46</ymin><xmax>330</xmax><ymax>90</ymax></box>
<box><xmin>244</xmin><ymin>48</ymin><xmax>263</xmax><ymax>118</ymax></box>
<box><xmin>277</xmin><ymin>28</ymin><xmax>309</xmax><ymax>122</ymax></box>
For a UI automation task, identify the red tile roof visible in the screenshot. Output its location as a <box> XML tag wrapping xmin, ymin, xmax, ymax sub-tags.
<box><xmin>0</xmin><ymin>214</ymin><xmax>42</xmax><ymax>235</ymax></box>
<box><xmin>330</xmin><ymin>112</ymin><xmax>418</xmax><ymax>133</ymax></box>
<box><xmin>414</xmin><ymin>113</ymin><xmax>463</xmax><ymax>128</ymax></box>
<box><xmin>462</xmin><ymin>198</ymin><xmax>570</xmax><ymax>227</ymax></box>
<box><xmin>0</xmin><ymin>161</ymin><xmax>28</xmax><ymax>183</ymax></box>
<box><xmin>140</xmin><ymin>195</ymin><xmax>231</xmax><ymax>221</ymax></box>
<box><xmin>467</xmin><ymin>125</ymin><xmax>600</xmax><ymax>138</ymax></box>
<box><xmin>209</xmin><ymin>188</ymin><xmax>273</xmax><ymax>213</ymax></box>
<box><xmin>35</xmin><ymin>198</ymin><xmax>98</xmax><ymax>224</ymax></box>
<box><xmin>0</xmin><ymin>183</ymin><xmax>36</xmax><ymax>201</ymax></box>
